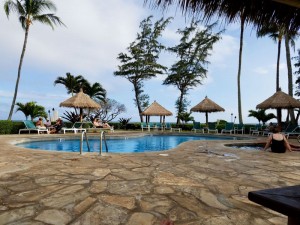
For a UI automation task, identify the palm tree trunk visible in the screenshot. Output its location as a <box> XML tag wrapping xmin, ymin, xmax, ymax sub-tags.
<box><xmin>285</xmin><ymin>35</ymin><xmax>296</xmax><ymax>124</ymax></box>
<box><xmin>276</xmin><ymin>39</ymin><xmax>282</xmax><ymax>91</ymax></box>
<box><xmin>237</xmin><ymin>16</ymin><xmax>244</xmax><ymax>124</ymax></box>
<box><xmin>7</xmin><ymin>26</ymin><xmax>30</xmax><ymax>120</ymax></box>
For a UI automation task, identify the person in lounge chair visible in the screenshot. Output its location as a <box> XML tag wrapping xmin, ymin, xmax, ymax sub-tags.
<box><xmin>36</xmin><ymin>117</ymin><xmax>46</xmax><ymax>129</ymax></box>
<box><xmin>50</xmin><ymin>117</ymin><xmax>64</xmax><ymax>134</ymax></box>
<box><xmin>102</xmin><ymin>120</ymin><xmax>111</xmax><ymax>129</ymax></box>
<box><xmin>44</xmin><ymin>118</ymin><xmax>51</xmax><ymax>128</ymax></box>
<box><xmin>93</xmin><ymin>118</ymin><xmax>103</xmax><ymax>128</ymax></box>
<box><xmin>263</xmin><ymin>127</ymin><xmax>292</xmax><ymax>153</ymax></box>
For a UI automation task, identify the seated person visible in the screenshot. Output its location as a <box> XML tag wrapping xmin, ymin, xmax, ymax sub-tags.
<box><xmin>50</xmin><ymin>117</ymin><xmax>64</xmax><ymax>134</ymax></box>
<box><xmin>44</xmin><ymin>118</ymin><xmax>51</xmax><ymax>128</ymax></box>
<box><xmin>102</xmin><ymin>120</ymin><xmax>111</xmax><ymax>129</ymax></box>
<box><xmin>36</xmin><ymin>117</ymin><xmax>47</xmax><ymax>129</ymax></box>
<box><xmin>263</xmin><ymin>127</ymin><xmax>292</xmax><ymax>153</ymax></box>
<box><xmin>93</xmin><ymin>118</ymin><xmax>103</xmax><ymax>128</ymax></box>
<box><xmin>264</xmin><ymin>122</ymin><xmax>275</xmax><ymax>132</ymax></box>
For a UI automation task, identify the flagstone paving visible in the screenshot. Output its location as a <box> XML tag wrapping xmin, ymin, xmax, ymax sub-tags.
<box><xmin>0</xmin><ymin>132</ymin><xmax>299</xmax><ymax>225</ymax></box>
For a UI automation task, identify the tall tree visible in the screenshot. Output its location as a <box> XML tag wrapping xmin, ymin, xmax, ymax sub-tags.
<box><xmin>237</xmin><ymin>13</ymin><xmax>245</xmax><ymax>124</ymax></box>
<box><xmin>15</xmin><ymin>101</ymin><xmax>47</xmax><ymax>121</ymax></box>
<box><xmin>114</xmin><ymin>16</ymin><xmax>172</xmax><ymax>122</ymax></box>
<box><xmin>4</xmin><ymin>0</ymin><xmax>64</xmax><ymax>120</ymax></box>
<box><xmin>54</xmin><ymin>73</ymin><xmax>86</xmax><ymax>96</ymax></box>
<box><xmin>257</xmin><ymin>24</ymin><xmax>285</xmax><ymax>91</ymax></box>
<box><xmin>284</xmin><ymin>30</ymin><xmax>298</xmax><ymax>124</ymax></box>
<box><xmin>163</xmin><ymin>21</ymin><xmax>221</xmax><ymax>124</ymax></box>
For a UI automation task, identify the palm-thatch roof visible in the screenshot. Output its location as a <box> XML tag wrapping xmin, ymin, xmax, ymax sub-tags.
<box><xmin>256</xmin><ymin>90</ymin><xmax>300</xmax><ymax>109</ymax></box>
<box><xmin>191</xmin><ymin>96</ymin><xmax>225</xmax><ymax>125</ymax></box>
<box><xmin>141</xmin><ymin>101</ymin><xmax>173</xmax><ymax>116</ymax></box>
<box><xmin>145</xmin><ymin>0</ymin><xmax>300</xmax><ymax>31</ymax></box>
<box><xmin>60</xmin><ymin>88</ymin><xmax>100</xmax><ymax>121</ymax></box>
<box><xmin>59</xmin><ymin>89</ymin><xmax>100</xmax><ymax>109</ymax></box>
<box><xmin>191</xmin><ymin>96</ymin><xmax>225</xmax><ymax>112</ymax></box>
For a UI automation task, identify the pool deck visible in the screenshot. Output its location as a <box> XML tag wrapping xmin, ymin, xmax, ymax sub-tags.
<box><xmin>0</xmin><ymin>132</ymin><xmax>300</xmax><ymax>225</ymax></box>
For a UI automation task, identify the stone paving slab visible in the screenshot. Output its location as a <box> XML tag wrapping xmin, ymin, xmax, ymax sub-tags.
<box><xmin>0</xmin><ymin>132</ymin><xmax>299</xmax><ymax>224</ymax></box>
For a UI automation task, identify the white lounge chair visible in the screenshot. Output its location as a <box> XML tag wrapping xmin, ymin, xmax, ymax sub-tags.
<box><xmin>221</xmin><ymin>122</ymin><xmax>234</xmax><ymax>134</ymax></box>
<box><xmin>62</xmin><ymin>122</ymin><xmax>86</xmax><ymax>134</ymax></box>
<box><xmin>19</xmin><ymin>120</ymin><xmax>49</xmax><ymax>134</ymax></box>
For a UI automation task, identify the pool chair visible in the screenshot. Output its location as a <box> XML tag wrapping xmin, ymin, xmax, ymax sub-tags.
<box><xmin>141</xmin><ymin>122</ymin><xmax>149</xmax><ymax>132</ymax></box>
<box><xmin>207</xmin><ymin>122</ymin><xmax>218</xmax><ymax>133</ymax></box>
<box><xmin>62</xmin><ymin>122</ymin><xmax>86</xmax><ymax>134</ymax></box>
<box><xmin>234</xmin><ymin>123</ymin><xmax>244</xmax><ymax>134</ymax></box>
<box><xmin>19</xmin><ymin>120</ymin><xmax>49</xmax><ymax>134</ymax></box>
<box><xmin>221</xmin><ymin>122</ymin><xmax>234</xmax><ymax>134</ymax></box>
<box><xmin>164</xmin><ymin>122</ymin><xmax>172</xmax><ymax>131</ymax></box>
<box><xmin>192</xmin><ymin>122</ymin><xmax>204</xmax><ymax>133</ymax></box>
<box><xmin>86</xmin><ymin>122</ymin><xmax>114</xmax><ymax>133</ymax></box>
<box><xmin>283</xmin><ymin>125</ymin><xmax>300</xmax><ymax>138</ymax></box>
<box><xmin>250</xmin><ymin>124</ymin><xmax>262</xmax><ymax>135</ymax></box>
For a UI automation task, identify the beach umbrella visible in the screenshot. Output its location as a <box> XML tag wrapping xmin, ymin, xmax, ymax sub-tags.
<box><xmin>190</xmin><ymin>96</ymin><xmax>225</xmax><ymax>126</ymax></box>
<box><xmin>59</xmin><ymin>88</ymin><xmax>101</xmax><ymax>122</ymax></box>
<box><xmin>256</xmin><ymin>90</ymin><xmax>300</xmax><ymax>128</ymax></box>
<box><xmin>141</xmin><ymin>101</ymin><xmax>173</xmax><ymax>123</ymax></box>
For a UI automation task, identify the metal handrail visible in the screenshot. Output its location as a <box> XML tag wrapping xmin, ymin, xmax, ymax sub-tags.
<box><xmin>100</xmin><ymin>131</ymin><xmax>108</xmax><ymax>155</ymax></box>
<box><xmin>80</xmin><ymin>131</ymin><xmax>90</xmax><ymax>154</ymax></box>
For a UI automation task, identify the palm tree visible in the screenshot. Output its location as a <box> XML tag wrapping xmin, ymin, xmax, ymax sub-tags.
<box><xmin>15</xmin><ymin>101</ymin><xmax>47</xmax><ymax>121</ymax></box>
<box><xmin>54</xmin><ymin>73</ymin><xmax>86</xmax><ymax>96</ymax></box>
<box><xmin>4</xmin><ymin>0</ymin><xmax>64</xmax><ymax>121</ymax></box>
<box><xmin>284</xmin><ymin>30</ymin><xmax>299</xmax><ymax>124</ymax></box>
<box><xmin>248</xmin><ymin>109</ymin><xmax>276</xmax><ymax>125</ymax></box>
<box><xmin>257</xmin><ymin>24</ymin><xmax>285</xmax><ymax>91</ymax></box>
<box><xmin>84</xmin><ymin>82</ymin><xmax>106</xmax><ymax>102</ymax></box>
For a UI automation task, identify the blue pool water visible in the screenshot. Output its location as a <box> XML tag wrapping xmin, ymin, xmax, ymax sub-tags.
<box><xmin>16</xmin><ymin>135</ymin><xmax>246</xmax><ymax>153</ymax></box>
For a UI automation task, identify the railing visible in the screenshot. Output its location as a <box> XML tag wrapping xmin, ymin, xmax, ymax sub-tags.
<box><xmin>80</xmin><ymin>131</ymin><xmax>90</xmax><ymax>154</ymax></box>
<box><xmin>80</xmin><ymin>130</ymin><xmax>108</xmax><ymax>155</ymax></box>
<box><xmin>100</xmin><ymin>131</ymin><xmax>108</xmax><ymax>155</ymax></box>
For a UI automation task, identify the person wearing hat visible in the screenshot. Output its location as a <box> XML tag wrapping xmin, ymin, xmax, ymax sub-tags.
<box><xmin>50</xmin><ymin>117</ymin><xmax>64</xmax><ymax>134</ymax></box>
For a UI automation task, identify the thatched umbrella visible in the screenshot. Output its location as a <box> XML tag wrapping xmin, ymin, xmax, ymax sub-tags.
<box><xmin>144</xmin><ymin>0</ymin><xmax>300</xmax><ymax>31</ymax></box>
<box><xmin>256</xmin><ymin>90</ymin><xmax>300</xmax><ymax>128</ymax></box>
<box><xmin>59</xmin><ymin>88</ymin><xmax>101</xmax><ymax>122</ymax></box>
<box><xmin>190</xmin><ymin>96</ymin><xmax>225</xmax><ymax>126</ymax></box>
<box><xmin>141</xmin><ymin>101</ymin><xmax>173</xmax><ymax>123</ymax></box>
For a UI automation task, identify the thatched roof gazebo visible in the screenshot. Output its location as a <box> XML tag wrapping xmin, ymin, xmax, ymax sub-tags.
<box><xmin>144</xmin><ymin>0</ymin><xmax>300</xmax><ymax>31</ymax></box>
<box><xmin>256</xmin><ymin>90</ymin><xmax>300</xmax><ymax>128</ymax></box>
<box><xmin>141</xmin><ymin>101</ymin><xmax>173</xmax><ymax>123</ymax></box>
<box><xmin>191</xmin><ymin>96</ymin><xmax>225</xmax><ymax>126</ymax></box>
<box><xmin>59</xmin><ymin>88</ymin><xmax>101</xmax><ymax>122</ymax></box>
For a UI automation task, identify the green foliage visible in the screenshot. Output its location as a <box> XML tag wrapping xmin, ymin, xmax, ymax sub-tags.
<box><xmin>294</xmin><ymin>49</ymin><xmax>300</xmax><ymax>97</ymax></box>
<box><xmin>163</xmin><ymin>21</ymin><xmax>222</xmax><ymax>123</ymax></box>
<box><xmin>62</xmin><ymin>111</ymin><xmax>82</xmax><ymax>123</ymax></box>
<box><xmin>248</xmin><ymin>109</ymin><xmax>276</xmax><ymax>125</ymax></box>
<box><xmin>118</xmin><ymin>118</ymin><xmax>131</xmax><ymax>129</ymax></box>
<box><xmin>15</xmin><ymin>101</ymin><xmax>47</xmax><ymax>120</ymax></box>
<box><xmin>177</xmin><ymin>112</ymin><xmax>194</xmax><ymax>124</ymax></box>
<box><xmin>0</xmin><ymin>120</ymin><xmax>23</xmax><ymax>134</ymax></box>
<box><xmin>114</xmin><ymin>16</ymin><xmax>172</xmax><ymax>121</ymax></box>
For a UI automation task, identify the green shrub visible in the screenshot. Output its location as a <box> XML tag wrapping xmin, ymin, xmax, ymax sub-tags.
<box><xmin>0</xmin><ymin>120</ymin><xmax>24</xmax><ymax>134</ymax></box>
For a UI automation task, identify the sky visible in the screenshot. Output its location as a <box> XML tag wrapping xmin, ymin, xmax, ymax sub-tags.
<box><xmin>0</xmin><ymin>0</ymin><xmax>299</xmax><ymax>124</ymax></box>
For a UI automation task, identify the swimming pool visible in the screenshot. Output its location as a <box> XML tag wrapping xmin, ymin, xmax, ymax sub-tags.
<box><xmin>16</xmin><ymin>135</ymin><xmax>248</xmax><ymax>153</ymax></box>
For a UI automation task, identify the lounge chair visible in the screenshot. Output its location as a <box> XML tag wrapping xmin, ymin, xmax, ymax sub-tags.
<box><xmin>250</xmin><ymin>124</ymin><xmax>262</xmax><ymax>135</ymax></box>
<box><xmin>192</xmin><ymin>122</ymin><xmax>204</xmax><ymax>133</ymax></box>
<box><xmin>19</xmin><ymin>120</ymin><xmax>49</xmax><ymax>134</ymax></box>
<box><xmin>207</xmin><ymin>122</ymin><xmax>218</xmax><ymax>133</ymax></box>
<box><xmin>283</xmin><ymin>125</ymin><xmax>300</xmax><ymax>138</ymax></box>
<box><xmin>141</xmin><ymin>122</ymin><xmax>148</xmax><ymax>132</ymax></box>
<box><xmin>62</xmin><ymin>122</ymin><xmax>86</xmax><ymax>134</ymax></box>
<box><xmin>86</xmin><ymin>122</ymin><xmax>114</xmax><ymax>133</ymax></box>
<box><xmin>234</xmin><ymin>123</ymin><xmax>244</xmax><ymax>134</ymax></box>
<box><xmin>221</xmin><ymin>122</ymin><xmax>234</xmax><ymax>134</ymax></box>
<box><xmin>164</xmin><ymin>122</ymin><xmax>172</xmax><ymax>131</ymax></box>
